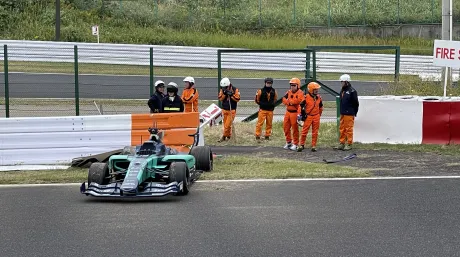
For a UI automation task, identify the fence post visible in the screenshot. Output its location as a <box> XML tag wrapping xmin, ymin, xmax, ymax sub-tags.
<box><xmin>305</xmin><ymin>51</ymin><xmax>311</xmax><ymax>81</ymax></box>
<box><xmin>312</xmin><ymin>50</ymin><xmax>317</xmax><ymax>80</ymax></box>
<box><xmin>150</xmin><ymin>47</ymin><xmax>154</xmax><ymax>96</ymax></box>
<box><xmin>292</xmin><ymin>0</ymin><xmax>296</xmax><ymax>24</ymax></box>
<box><xmin>4</xmin><ymin>44</ymin><xmax>9</xmax><ymax>118</ymax></box>
<box><xmin>362</xmin><ymin>0</ymin><xmax>366</xmax><ymax>25</ymax></box>
<box><xmin>74</xmin><ymin>45</ymin><xmax>79</xmax><ymax>116</ymax></box>
<box><xmin>217</xmin><ymin>50</ymin><xmax>222</xmax><ymax>108</ymax></box>
<box><xmin>395</xmin><ymin>46</ymin><xmax>400</xmax><ymax>82</ymax></box>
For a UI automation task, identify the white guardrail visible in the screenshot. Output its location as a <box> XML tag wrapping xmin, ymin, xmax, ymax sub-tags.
<box><xmin>0</xmin><ymin>40</ymin><xmax>453</xmax><ymax>80</ymax></box>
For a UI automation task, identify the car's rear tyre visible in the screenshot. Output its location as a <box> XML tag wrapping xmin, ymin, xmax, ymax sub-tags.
<box><xmin>169</xmin><ymin>161</ymin><xmax>189</xmax><ymax>195</ymax></box>
<box><xmin>88</xmin><ymin>162</ymin><xmax>109</xmax><ymax>185</ymax></box>
<box><xmin>190</xmin><ymin>146</ymin><xmax>213</xmax><ymax>172</ymax></box>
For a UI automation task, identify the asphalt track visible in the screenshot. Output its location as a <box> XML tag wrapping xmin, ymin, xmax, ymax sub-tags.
<box><xmin>1</xmin><ymin>178</ymin><xmax>460</xmax><ymax>257</ymax></box>
<box><xmin>0</xmin><ymin>73</ymin><xmax>391</xmax><ymax>101</ymax></box>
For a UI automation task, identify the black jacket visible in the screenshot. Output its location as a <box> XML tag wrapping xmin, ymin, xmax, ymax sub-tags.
<box><xmin>161</xmin><ymin>95</ymin><xmax>184</xmax><ymax>113</ymax></box>
<box><xmin>339</xmin><ymin>84</ymin><xmax>359</xmax><ymax>116</ymax></box>
<box><xmin>148</xmin><ymin>91</ymin><xmax>165</xmax><ymax>113</ymax></box>
<box><xmin>256</xmin><ymin>86</ymin><xmax>277</xmax><ymax>111</ymax></box>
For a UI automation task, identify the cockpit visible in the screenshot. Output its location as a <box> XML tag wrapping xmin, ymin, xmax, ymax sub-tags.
<box><xmin>137</xmin><ymin>140</ymin><xmax>167</xmax><ymax>156</ymax></box>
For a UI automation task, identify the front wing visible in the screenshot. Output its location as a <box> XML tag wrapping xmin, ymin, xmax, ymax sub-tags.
<box><xmin>80</xmin><ymin>181</ymin><xmax>184</xmax><ymax>197</ymax></box>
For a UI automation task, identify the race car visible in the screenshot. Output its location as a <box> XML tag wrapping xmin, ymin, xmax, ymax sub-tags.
<box><xmin>80</xmin><ymin>126</ymin><xmax>213</xmax><ymax>198</ymax></box>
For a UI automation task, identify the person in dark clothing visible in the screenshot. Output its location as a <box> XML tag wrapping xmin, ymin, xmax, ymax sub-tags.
<box><xmin>254</xmin><ymin>77</ymin><xmax>278</xmax><ymax>141</ymax></box>
<box><xmin>335</xmin><ymin>74</ymin><xmax>359</xmax><ymax>151</ymax></box>
<box><xmin>148</xmin><ymin>80</ymin><xmax>166</xmax><ymax>113</ymax></box>
<box><xmin>161</xmin><ymin>82</ymin><xmax>184</xmax><ymax>113</ymax></box>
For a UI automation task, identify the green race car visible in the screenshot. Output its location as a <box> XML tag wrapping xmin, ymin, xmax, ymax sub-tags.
<box><xmin>80</xmin><ymin>127</ymin><xmax>213</xmax><ymax>197</ymax></box>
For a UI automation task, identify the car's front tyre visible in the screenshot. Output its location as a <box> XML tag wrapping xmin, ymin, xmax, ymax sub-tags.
<box><xmin>88</xmin><ymin>162</ymin><xmax>109</xmax><ymax>185</ymax></box>
<box><xmin>169</xmin><ymin>161</ymin><xmax>189</xmax><ymax>195</ymax></box>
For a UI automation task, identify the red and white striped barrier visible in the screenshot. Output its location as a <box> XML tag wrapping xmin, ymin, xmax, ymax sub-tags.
<box><xmin>355</xmin><ymin>96</ymin><xmax>460</xmax><ymax>144</ymax></box>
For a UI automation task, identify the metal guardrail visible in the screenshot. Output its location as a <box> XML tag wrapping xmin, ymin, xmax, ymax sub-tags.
<box><xmin>0</xmin><ymin>39</ymin><xmax>446</xmax><ymax>77</ymax></box>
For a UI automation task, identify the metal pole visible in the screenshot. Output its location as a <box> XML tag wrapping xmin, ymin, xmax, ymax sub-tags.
<box><xmin>305</xmin><ymin>51</ymin><xmax>311</xmax><ymax>81</ymax></box>
<box><xmin>397</xmin><ymin>0</ymin><xmax>400</xmax><ymax>24</ymax></box>
<box><xmin>362</xmin><ymin>0</ymin><xmax>366</xmax><ymax>25</ymax></box>
<box><xmin>55</xmin><ymin>0</ymin><xmax>60</xmax><ymax>41</ymax></box>
<box><xmin>395</xmin><ymin>46</ymin><xmax>400</xmax><ymax>82</ymax></box>
<box><xmin>293</xmin><ymin>0</ymin><xmax>296</xmax><ymax>24</ymax></box>
<box><xmin>312</xmin><ymin>50</ymin><xmax>317</xmax><ymax>80</ymax></box>
<box><xmin>328</xmin><ymin>0</ymin><xmax>331</xmax><ymax>27</ymax></box>
<box><xmin>259</xmin><ymin>0</ymin><xmax>262</xmax><ymax>27</ymax></box>
<box><xmin>150</xmin><ymin>47</ymin><xmax>154</xmax><ymax>96</ymax></box>
<box><xmin>4</xmin><ymin>45</ymin><xmax>9</xmax><ymax>118</ymax></box>
<box><xmin>442</xmin><ymin>0</ymin><xmax>451</xmax><ymax>98</ymax></box>
<box><xmin>74</xmin><ymin>45</ymin><xmax>79</xmax><ymax>116</ymax></box>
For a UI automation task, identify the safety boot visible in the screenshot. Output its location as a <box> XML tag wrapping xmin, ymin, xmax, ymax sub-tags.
<box><xmin>344</xmin><ymin>144</ymin><xmax>352</xmax><ymax>151</ymax></box>
<box><xmin>283</xmin><ymin>142</ymin><xmax>292</xmax><ymax>149</ymax></box>
<box><xmin>264</xmin><ymin>136</ymin><xmax>270</xmax><ymax>140</ymax></box>
<box><xmin>217</xmin><ymin>136</ymin><xmax>227</xmax><ymax>143</ymax></box>
<box><xmin>297</xmin><ymin>145</ymin><xmax>305</xmax><ymax>152</ymax></box>
<box><xmin>334</xmin><ymin>143</ymin><xmax>345</xmax><ymax>150</ymax></box>
<box><xmin>311</xmin><ymin>147</ymin><xmax>317</xmax><ymax>152</ymax></box>
<box><xmin>289</xmin><ymin>144</ymin><xmax>298</xmax><ymax>151</ymax></box>
<box><xmin>255</xmin><ymin>136</ymin><xmax>261</xmax><ymax>143</ymax></box>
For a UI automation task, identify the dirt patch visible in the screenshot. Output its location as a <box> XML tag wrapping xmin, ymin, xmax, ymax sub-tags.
<box><xmin>209</xmin><ymin>145</ymin><xmax>460</xmax><ymax>177</ymax></box>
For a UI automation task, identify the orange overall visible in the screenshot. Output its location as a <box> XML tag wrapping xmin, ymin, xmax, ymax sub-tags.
<box><xmin>282</xmin><ymin>89</ymin><xmax>305</xmax><ymax>145</ymax></box>
<box><xmin>181</xmin><ymin>87</ymin><xmax>199</xmax><ymax>112</ymax></box>
<box><xmin>218</xmin><ymin>85</ymin><xmax>240</xmax><ymax>138</ymax></box>
<box><xmin>255</xmin><ymin>86</ymin><xmax>278</xmax><ymax>138</ymax></box>
<box><xmin>299</xmin><ymin>93</ymin><xmax>323</xmax><ymax>148</ymax></box>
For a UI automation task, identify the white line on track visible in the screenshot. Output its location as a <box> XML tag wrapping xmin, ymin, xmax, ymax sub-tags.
<box><xmin>1</xmin><ymin>176</ymin><xmax>460</xmax><ymax>188</ymax></box>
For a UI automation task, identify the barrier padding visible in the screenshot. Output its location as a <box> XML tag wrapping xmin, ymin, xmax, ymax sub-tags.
<box><xmin>0</xmin><ymin>112</ymin><xmax>203</xmax><ymax>166</ymax></box>
<box><xmin>449</xmin><ymin>102</ymin><xmax>460</xmax><ymax>144</ymax></box>
<box><xmin>422</xmin><ymin>101</ymin><xmax>451</xmax><ymax>144</ymax></box>
<box><xmin>131</xmin><ymin>112</ymin><xmax>200</xmax><ymax>151</ymax></box>
<box><xmin>354</xmin><ymin>97</ymin><xmax>423</xmax><ymax>144</ymax></box>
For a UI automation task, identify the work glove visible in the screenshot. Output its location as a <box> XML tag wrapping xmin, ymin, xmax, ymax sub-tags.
<box><xmin>226</xmin><ymin>90</ymin><xmax>234</xmax><ymax>96</ymax></box>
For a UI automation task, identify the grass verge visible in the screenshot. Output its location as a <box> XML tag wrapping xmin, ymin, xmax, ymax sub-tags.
<box><xmin>0</xmin><ymin>156</ymin><xmax>368</xmax><ymax>184</ymax></box>
<box><xmin>0</xmin><ymin>98</ymin><xmax>337</xmax><ymax>109</ymax></box>
<box><xmin>205</xmin><ymin>121</ymin><xmax>460</xmax><ymax>156</ymax></box>
<box><xmin>3</xmin><ymin>61</ymin><xmax>397</xmax><ymax>82</ymax></box>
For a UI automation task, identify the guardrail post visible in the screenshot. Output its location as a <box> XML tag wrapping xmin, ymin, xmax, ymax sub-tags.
<box><xmin>150</xmin><ymin>47</ymin><xmax>154</xmax><ymax>96</ymax></box>
<box><xmin>395</xmin><ymin>46</ymin><xmax>400</xmax><ymax>82</ymax></box>
<box><xmin>74</xmin><ymin>45</ymin><xmax>79</xmax><ymax>116</ymax></box>
<box><xmin>217</xmin><ymin>50</ymin><xmax>222</xmax><ymax>108</ymax></box>
<box><xmin>4</xmin><ymin>44</ymin><xmax>9</xmax><ymax>118</ymax></box>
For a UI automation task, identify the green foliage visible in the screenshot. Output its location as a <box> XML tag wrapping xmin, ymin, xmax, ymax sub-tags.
<box><xmin>379</xmin><ymin>76</ymin><xmax>460</xmax><ymax>97</ymax></box>
<box><xmin>0</xmin><ymin>0</ymin><xmax>442</xmax><ymax>55</ymax></box>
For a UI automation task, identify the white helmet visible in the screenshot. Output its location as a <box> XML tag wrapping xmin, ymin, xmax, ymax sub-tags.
<box><xmin>167</xmin><ymin>82</ymin><xmax>178</xmax><ymax>88</ymax></box>
<box><xmin>183</xmin><ymin>76</ymin><xmax>195</xmax><ymax>84</ymax></box>
<box><xmin>340</xmin><ymin>74</ymin><xmax>350</xmax><ymax>82</ymax></box>
<box><xmin>154</xmin><ymin>80</ymin><xmax>165</xmax><ymax>87</ymax></box>
<box><xmin>220</xmin><ymin>77</ymin><xmax>231</xmax><ymax>88</ymax></box>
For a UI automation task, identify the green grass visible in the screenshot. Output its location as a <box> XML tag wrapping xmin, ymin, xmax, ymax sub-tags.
<box><xmin>205</xmin><ymin>121</ymin><xmax>460</xmax><ymax>156</ymax></box>
<box><xmin>378</xmin><ymin>76</ymin><xmax>460</xmax><ymax>96</ymax></box>
<box><xmin>1</xmin><ymin>61</ymin><xmax>399</xmax><ymax>82</ymax></box>
<box><xmin>200</xmin><ymin>155</ymin><xmax>368</xmax><ymax>180</ymax></box>
<box><xmin>0</xmin><ymin>1</ymin><xmax>444</xmax><ymax>56</ymax></box>
<box><xmin>0</xmin><ymin>156</ymin><xmax>368</xmax><ymax>184</ymax></box>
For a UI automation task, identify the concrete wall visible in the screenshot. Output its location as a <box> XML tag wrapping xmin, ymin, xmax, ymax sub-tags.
<box><xmin>305</xmin><ymin>24</ymin><xmax>460</xmax><ymax>40</ymax></box>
